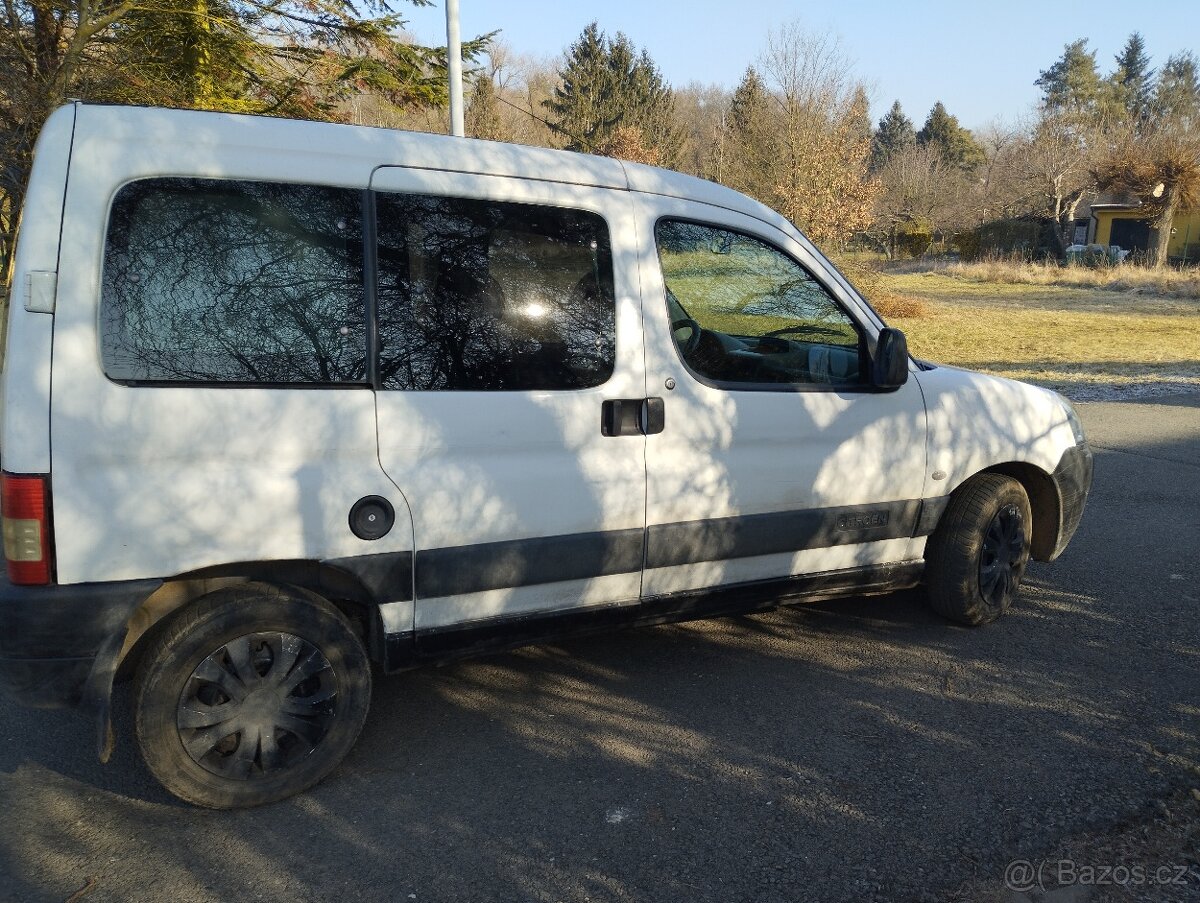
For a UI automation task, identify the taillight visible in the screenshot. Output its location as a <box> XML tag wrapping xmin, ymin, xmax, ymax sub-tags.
<box><xmin>1</xmin><ymin>473</ymin><xmax>53</xmax><ymax>585</ymax></box>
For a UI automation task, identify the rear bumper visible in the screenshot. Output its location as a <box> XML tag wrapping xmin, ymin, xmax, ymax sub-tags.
<box><xmin>1049</xmin><ymin>441</ymin><xmax>1094</xmax><ymax>560</ymax></box>
<box><xmin>0</xmin><ymin>575</ymin><xmax>161</xmax><ymax>708</ymax></box>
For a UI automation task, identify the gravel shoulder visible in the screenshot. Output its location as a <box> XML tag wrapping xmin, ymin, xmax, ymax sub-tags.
<box><xmin>1</xmin><ymin>394</ymin><xmax>1198</xmax><ymax>903</ymax></box>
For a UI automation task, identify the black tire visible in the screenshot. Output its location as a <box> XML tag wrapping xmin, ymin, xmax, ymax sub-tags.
<box><xmin>133</xmin><ymin>583</ymin><xmax>371</xmax><ymax>808</ymax></box>
<box><xmin>924</xmin><ymin>474</ymin><xmax>1032</xmax><ymax>626</ymax></box>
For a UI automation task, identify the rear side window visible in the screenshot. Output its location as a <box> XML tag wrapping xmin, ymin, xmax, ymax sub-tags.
<box><xmin>375</xmin><ymin>193</ymin><xmax>616</xmax><ymax>391</ymax></box>
<box><xmin>101</xmin><ymin>179</ymin><xmax>366</xmax><ymax>384</ymax></box>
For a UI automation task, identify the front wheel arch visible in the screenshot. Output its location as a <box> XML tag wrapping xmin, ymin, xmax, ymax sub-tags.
<box><xmin>979</xmin><ymin>462</ymin><xmax>1060</xmax><ymax>561</ymax></box>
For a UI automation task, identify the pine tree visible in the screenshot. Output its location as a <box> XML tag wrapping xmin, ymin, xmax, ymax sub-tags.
<box><xmin>916</xmin><ymin>102</ymin><xmax>985</xmax><ymax>170</ymax></box>
<box><xmin>0</xmin><ymin>0</ymin><xmax>475</xmax><ymax>275</ymax></box>
<box><xmin>466</xmin><ymin>74</ymin><xmax>506</xmax><ymax>141</ymax></box>
<box><xmin>1154</xmin><ymin>52</ymin><xmax>1200</xmax><ymax>129</ymax></box>
<box><xmin>871</xmin><ymin>100</ymin><xmax>915</xmax><ymax>170</ymax></box>
<box><xmin>544</xmin><ymin>22</ymin><xmax>682</xmax><ymax>166</ymax></box>
<box><xmin>718</xmin><ymin>66</ymin><xmax>775</xmax><ymax>202</ymax></box>
<box><xmin>98</xmin><ymin>0</ymin><xmax>480</xmax><ymax>117</ymax></box>
<box><xmin>1112</xmin><ymin>32</ymin><xmax>1155</xmax><ymax>124</ymax></box>
<box><xmin>1035</xmin><ymin>39</ymin><xmax>1122</xmax><ymax>121</ymax></box>
<box><xmin>729</xmin><ymin>67</ymin><xmax>771</xmax><ymax>134</ymax></box>
<box><xmin>543</xmin><ymin>23</ymin><xmax>607</xmax><ymax>149</ymax></box>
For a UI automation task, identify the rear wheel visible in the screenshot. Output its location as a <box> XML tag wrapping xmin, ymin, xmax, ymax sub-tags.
<box><xmin>925</xmin><ymin>474</ymin><xmax>1032</xmax><ymax>626</ymax></box>
<box><xmin>134</xmin><ymin>583</ymin><xmax>370</xmax><ymax>808</ymax></box>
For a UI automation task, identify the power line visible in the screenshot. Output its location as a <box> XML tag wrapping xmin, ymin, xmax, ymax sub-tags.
<box><xmin>492</xmin><ymin>91</ymin><xmax>595</xmax><ymax>153</ymax></box>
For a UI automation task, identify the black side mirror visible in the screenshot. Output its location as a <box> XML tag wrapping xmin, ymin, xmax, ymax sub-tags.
<box><xmin>872</xmin><ymin>327</ymin><xmax>909</xmax><ymax>389</ymax></box>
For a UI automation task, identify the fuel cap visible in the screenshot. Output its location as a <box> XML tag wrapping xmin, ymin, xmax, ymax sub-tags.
<box><xmin>348</xmin><ymin>495</ymin><xmax>395</xmax><ymax>541</ymax></box>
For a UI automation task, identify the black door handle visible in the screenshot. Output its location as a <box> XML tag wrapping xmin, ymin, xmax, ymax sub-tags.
<box><xmin>602</xmin><ymin>398</ymin><xmax>665</xmax><ymax>436</ymax></box>
<box><xmin>641</xmin><ymin>397</ymin><xmax>665</xmax><ymax>435</ymax></box>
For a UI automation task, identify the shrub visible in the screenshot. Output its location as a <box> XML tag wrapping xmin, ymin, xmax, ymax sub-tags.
<box><xmin>832</xmin><ymin>253</ymin><xmax>930</xmax><ymax>319</ymax></box>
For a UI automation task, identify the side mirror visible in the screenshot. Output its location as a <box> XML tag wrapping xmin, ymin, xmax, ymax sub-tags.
<box><xmin>871</xmin><ymin>327</ymin><xmax>909</xmax><ymax>389</ymax></box>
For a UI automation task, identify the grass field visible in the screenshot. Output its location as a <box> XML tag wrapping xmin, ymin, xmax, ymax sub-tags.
<box><xmin>879</xmin><ymin>271</ymin><xmax>1200</xmax><ymax>399</ymax></box>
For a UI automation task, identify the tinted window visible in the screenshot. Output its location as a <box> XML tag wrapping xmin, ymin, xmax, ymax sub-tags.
<box><xmin>375</xmin><ymin>194</ymin><xmax>615</xmax><ymax>391</ymax></box>
<box><xmin>102</xmin><ymin>179</ymin><xmax>366</xmax><ymax>384</ymax></box>
<box><xmin>656</xmin><ymin>220</ymin><xmax>864</xmax><ymax>388</ymax></box>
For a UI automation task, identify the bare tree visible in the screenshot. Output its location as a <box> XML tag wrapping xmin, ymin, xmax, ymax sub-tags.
<box><xmin>754</xmin><ymin>23</ymin><xmax>879</xmax><ymax>248</ymax></box>
<box><xmin>869</xmin><ymin>144</ymin><xmax>965</xmax><ymax>257</ymax></box>
<box><xmin>672</xmin><ymin>81</ymin><xmax>731</xmax><ymax>179</ymax></box>
<box><xmin>971</xmin><ymin>122</ymin><xmax>1032</xmax><ymax>225</ymax></box>
<box><xmin>1011</xmin><ymin>116</ymin><xmax>1108</xmax><ymax>253</ymax></box>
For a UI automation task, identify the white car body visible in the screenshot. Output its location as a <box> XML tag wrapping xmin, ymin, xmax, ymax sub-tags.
<box><xmin>0</xmin><ymin>104</ymin><xmax>1091</xmax><ymax>738</ymax></box>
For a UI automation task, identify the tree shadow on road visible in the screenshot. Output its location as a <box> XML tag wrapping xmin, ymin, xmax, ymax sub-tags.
<box><xmin>1</xmin><ymin>432</ymin><xmax>1198</xmax><ymax>903</ymax></box>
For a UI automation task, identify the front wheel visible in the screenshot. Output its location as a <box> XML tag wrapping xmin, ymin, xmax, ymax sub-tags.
<box><xmin>924</xmin><ymin>474</ymin><xmax>1032</xmax><ymax>626</ymax></box>
<box><xmin>133</xmin><ymin>583</ymin><xmax>371</xmax><ymax>808</ymax></box>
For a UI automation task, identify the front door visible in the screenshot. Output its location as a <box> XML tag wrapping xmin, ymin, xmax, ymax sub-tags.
<box><xmin>630</xmin><ymin>197</ymin><xmax>929</xmax><ymax>598</ymax></box>
<box><xmin>368</xmin><ymin>168</ymin><xmax>648</xmax><ymax>634</ymax></box>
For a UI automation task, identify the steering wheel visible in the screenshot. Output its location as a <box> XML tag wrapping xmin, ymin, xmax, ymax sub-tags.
<box><xmin>671</xmin><ymin>318</ymin><xmax>703</xmax><ymax>356</ymax></box>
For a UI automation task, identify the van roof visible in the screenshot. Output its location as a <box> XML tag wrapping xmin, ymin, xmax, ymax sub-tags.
<box><xmin>72</xmin><ymin>102</ymin><xmax>794</xmax><ymax>235</ymax></box>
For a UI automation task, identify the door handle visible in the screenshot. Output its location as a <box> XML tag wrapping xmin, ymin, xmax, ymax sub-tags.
<box><xmin>641</xmin><ymin>397</ymin><xmax>665</xmax><ymax>435</ymax></box>
<box><xmin>602</xmin><ymin>398</ymin><xmax>665</xmax><ymax>436</ymax></box>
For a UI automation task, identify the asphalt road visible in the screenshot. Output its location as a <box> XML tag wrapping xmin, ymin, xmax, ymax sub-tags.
<box><xmin>1</xmin><ymin>393</ymin><xmax>1198</xmax><ymax>903</ymax></box>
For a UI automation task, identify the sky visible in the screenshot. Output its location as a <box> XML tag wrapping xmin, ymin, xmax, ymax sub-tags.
<box><xmin>400</xmin><ymin>0</ymin><xmax>1198</xmax><ymax>131</ymax></box>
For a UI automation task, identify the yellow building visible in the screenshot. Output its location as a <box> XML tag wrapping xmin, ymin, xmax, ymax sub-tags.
<box><xmin>1088</xmin><ymin>203</ymin><xmax>1200</xmax><ymax>263</ymax></box>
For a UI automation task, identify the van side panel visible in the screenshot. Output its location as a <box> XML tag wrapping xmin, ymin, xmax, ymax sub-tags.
<box><xmin>1</xmin><ymin>104</ymin><xmax>76</xmax><ymax>474</ymax></box>
<box><xmin>48</xmin><ymin>106</ymin><xmax>414</xmax><ymax>588</ymax></box>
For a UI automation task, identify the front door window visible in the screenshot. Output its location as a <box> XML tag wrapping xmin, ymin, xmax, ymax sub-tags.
<box><xmin>656</xmin><ymin>220</ymin><xmax>865</xmax><ymax>389</ymax></box>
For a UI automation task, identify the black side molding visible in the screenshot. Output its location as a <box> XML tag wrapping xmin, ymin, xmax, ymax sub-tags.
<box><xmin>394</xmin><ymin>560</ymin><xmax>924</xmax><ymax>670</ymax></box>
<box><xmin>337</xmin><ymin>497</ymin><xmax>948</xmax><ymax>605</ymax></box>
<box><xmin>417</xmin><ymin>529</ymin><xmax>645</xmax><ymax>599</ymax></box>
<box><xmin>646</xmin><ymin>500</ymin><xmax>924</xmax><ymax>569</ymax></box>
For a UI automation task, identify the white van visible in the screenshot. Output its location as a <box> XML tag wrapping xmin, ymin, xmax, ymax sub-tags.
<box><xmin>0</xmin><ymin>103</ymin><xmax>1091</xmax><ymax>807</ymax></box>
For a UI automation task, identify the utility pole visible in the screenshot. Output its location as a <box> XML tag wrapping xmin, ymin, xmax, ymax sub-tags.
<box><xmin>445</xmin><ymin>0</ymin><xmax>465</xmax><ymax>137</ymax></box>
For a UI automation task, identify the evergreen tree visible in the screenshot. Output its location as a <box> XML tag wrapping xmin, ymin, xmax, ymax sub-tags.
<box><xmin>1035</xmin><ymin>39</ymin><xmax>1121</xmax><ymax>120</ymax></box>
<box><xmin>544</xmin><ymin>22</ymin><xmax>681</xmax><ymax>166</ymax></box>
<box><xmin>98</xmin><ymin>0</ymin><xmax>479</xmax><ymax>117</ymax></box>
<box><xmin>1112</xmin><ymin>32</ymin><xmax>1155</xmax><ymax>124</ymax></box>
<box><xmin>466</xmin><ymin>74</ymin><xmax>506</xmax><ymax>141</ymax></box>
<box><xmin>0</xmin><ymin>0</ymin><xmax>475</xmax><ymax>274</ymax></box>
<box><xmin>1153</xmin><ymin>52</ymin><xmax>1200</xmax><ymax>128</ymax></box>
<box><xmin>729</xmin><ymin>67</ymin><xmax>771</xmax><ymax>135</ymax></box>
<box><xmin>718</xmin><ymin>66</ymin><xmax>776</xmax><ymax>203</ymax></box>
<box><xmin>871</xmin><ymin>100</ymin><xmax>915</xmax><ymax>170</ymax></box>
<box><xmin>916</xmin><ymin>102</ymin><xmax>985</xmax><ymax>170</ymax></box>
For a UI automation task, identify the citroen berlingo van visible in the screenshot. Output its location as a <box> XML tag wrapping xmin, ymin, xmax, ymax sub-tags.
<box><xmin>0</xmin><ymin>103</ymin><xmax>1092</xmax><ymax>807</ymax></box>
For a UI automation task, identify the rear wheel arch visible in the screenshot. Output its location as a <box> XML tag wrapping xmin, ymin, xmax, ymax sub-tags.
<box><xmin>115</xmin><ymin>562</ymin><xmax>385</xmax><ymax>683</ymax></box>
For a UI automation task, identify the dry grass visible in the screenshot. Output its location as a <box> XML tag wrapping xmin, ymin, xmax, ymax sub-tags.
<box><xmin>885</xmin><ymin>271</ymin><xmax>1199</xmax><ymax>315</ymax></box>
<box><xmin>912</xmin><ymin>257</ymin><xmax>1200</xmax><ymax>299</ymax></box>
<box><xmin>883</xmin><ymin>278</ymin><xmax>1200</xmax><ymax>396</ymax></box>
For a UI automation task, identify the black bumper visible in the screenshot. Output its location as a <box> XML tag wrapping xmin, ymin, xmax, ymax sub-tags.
<box><xmin>0</xmin><ymin>574</ymin><xmax>161</xmax><ymax>708</ymax></box>
<box><xmin>1050</xmin><ymin>441</ymin><xmax>1094</xmax><ymax>560</ymax></box>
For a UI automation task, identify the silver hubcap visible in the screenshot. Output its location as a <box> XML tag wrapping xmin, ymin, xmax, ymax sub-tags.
<box><xmin>176</xmin><ymin>632</ymin><xmax>337</xmax><ymax>780</ymax></box>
